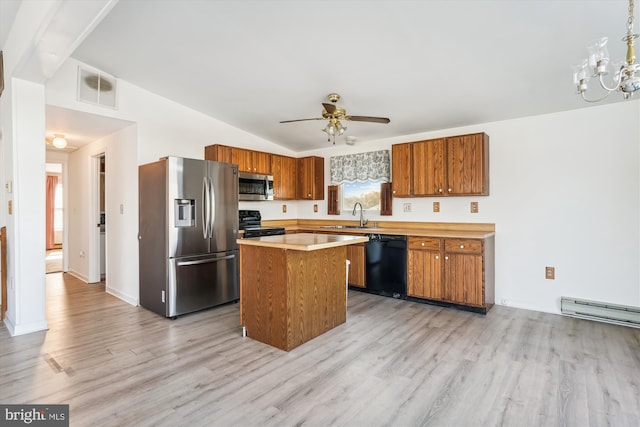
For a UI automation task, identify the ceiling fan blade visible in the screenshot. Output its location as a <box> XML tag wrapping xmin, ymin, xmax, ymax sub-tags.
<box><xmin>345</xmin><ymin>115</ymin><xmax>391</xmax><ymax>124</ymax></box>
<box><xmin>322</xmin><ymin>103</ymin><xmax>337</xmax><ymax>114</ymax></box>
<box><xmin>280</xmin><ymin>118</ymin><xmax>325</xmax><ymax>123</ymax></box>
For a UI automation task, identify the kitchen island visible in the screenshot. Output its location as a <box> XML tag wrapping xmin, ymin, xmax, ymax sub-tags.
<box><xmin>237</xmin><ymin>233</ymin><xmax>369</xmax><ymax>351</ymax></box>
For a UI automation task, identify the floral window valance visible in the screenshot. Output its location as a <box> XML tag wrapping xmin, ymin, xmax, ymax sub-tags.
<box><xmin>329</xmin><ymin>149</ymin><xmax>390</xmax><ymax>184</ymax></box>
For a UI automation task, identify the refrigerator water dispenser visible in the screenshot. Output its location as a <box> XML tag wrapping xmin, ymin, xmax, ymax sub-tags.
<box><xmin>175</xmin><ymin>199</ymin><xmax>195</xmax><ymax>227</ymax></box>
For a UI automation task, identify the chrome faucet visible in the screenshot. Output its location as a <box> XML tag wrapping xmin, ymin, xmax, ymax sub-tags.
<box><xmin>352</xmin><ymin>202</ymin><xmax>368</xmax><ymax>228</ymax></box>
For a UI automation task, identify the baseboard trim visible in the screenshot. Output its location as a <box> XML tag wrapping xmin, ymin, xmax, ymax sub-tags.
<box><xmin>67</xmin><ymin>270</ymin><xmax>88</xmax><ymax>283</ymax></box>
<box><xmin>106</xmin><ymin>286</ymin><xmax>138</xmax><ymax>306</ymax></box>
<box><xmin>3</xmin><ymin>315</ymin><xmax>48</xmax><ymax>336</ymax></box>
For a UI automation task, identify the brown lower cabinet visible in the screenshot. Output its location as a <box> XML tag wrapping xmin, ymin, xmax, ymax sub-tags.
<box><xmin>407</xmin><ymin>235</ymin><xmax>494</xmax><ymax>313</ymax></box>
<box><xmin>347</xmin><ymin>243</ymin><xmax>365</xmax><ymax>288</ymax></box>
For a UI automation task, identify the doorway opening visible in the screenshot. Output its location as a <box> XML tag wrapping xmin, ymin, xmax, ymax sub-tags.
<box><xmin>89</xmin><ymin>154</ymin><xmax>106</xmax><ymax>283</ymax></box>
<box><xmin>46</xmin><ymin>162</ymin><xmax>63</xmax><ymax>274</ymax></box>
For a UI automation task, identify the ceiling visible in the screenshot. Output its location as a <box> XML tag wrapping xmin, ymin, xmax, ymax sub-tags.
<box><xmin>11</xmin><ymin>1</ymin><xmax>637</xmax><ymax>152</ymax></box>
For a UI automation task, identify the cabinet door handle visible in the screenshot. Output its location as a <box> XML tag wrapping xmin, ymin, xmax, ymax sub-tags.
<box><xmin>435</xmin><ymin>255</ymin><xmax>439</xmax><ymax>259</ymax></box>
<box><xmin>460</xmin><ymin>245</ymin><xmax>464</xmax><ymax>249</ymax></box>
<box><xmin>445</xmin><ymin>256</ymin><xmax>449</xmax><ymax>260</ymax></box>
<box><xmin>448</xmin><ymin>188</ymin><xmax>452</xmax><ymax>192</ymax></box>
<box><xmin>421</xmin><ymin>242</ymin><xmax>425</xmax><ymax>246</ymax></box>
<box><xmin>438</xmin><ymin>188</ymin><xmax>443</xmax><ymax>193</ymax></box>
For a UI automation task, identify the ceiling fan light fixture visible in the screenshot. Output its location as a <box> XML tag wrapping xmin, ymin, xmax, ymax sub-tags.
<box><xmin>52</xmin><ymin>134</ymin><xmax>67</xmax><ymax>149</ymax></box>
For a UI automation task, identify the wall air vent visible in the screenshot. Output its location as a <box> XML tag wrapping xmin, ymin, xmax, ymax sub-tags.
<box><xmin>77</xmin><ymin>67</ymin><xmax>118</xmax><ymax>109</ymax></box>
<box><xmin>561</xmin><ymin>297</ymin><xmax>640</xmax><ymax>329</ymax></box>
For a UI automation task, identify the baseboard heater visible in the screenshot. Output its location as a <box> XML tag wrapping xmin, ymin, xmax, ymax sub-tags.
<box><xmin>561</xmin><ymin>297</ymin><xmax>640</xmax><ymax>329</ymax></box>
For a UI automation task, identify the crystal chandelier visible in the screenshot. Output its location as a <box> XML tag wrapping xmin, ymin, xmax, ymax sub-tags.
<box><xmin>573</xmin><ymin>0</ymin><xmax>640</xmax><ymax>102</ymax></box>
<box><xmin>322</xmin><ymin>118</ymin><xmax>346</xmax><ymax>145</ymax></box>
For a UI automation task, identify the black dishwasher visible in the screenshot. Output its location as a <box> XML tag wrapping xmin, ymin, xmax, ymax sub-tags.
<box><xmin>365</xmin><ymin>234</ymin><xmax>407</xmax><ymax>298</ymax></box>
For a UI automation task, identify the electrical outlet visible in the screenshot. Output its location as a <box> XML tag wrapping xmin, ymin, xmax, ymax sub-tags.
<box><xmin>433</xmin><ymin>201</ymin><xmax>440</xmax><ymax>212</ymax></box>
<box><xmin>282</xmin><ymin>204</ymin><xmax>287</xmax><ymax>213</ymax></box>
<box><xmin>313</xmin><ymin>204</ymin><xmax>318</xmax><ymax>213</ymax></box>
<box><xmin>545</xmin><ymin>266</ymin><xmax>555</xmax><ymax>280</ymax></box>
<box><xmin>470</xmin><ymin>201</ymin><xmax>479</xmax><ymax>213</ymax></box>
<box><xmin>403</xmin><ymin>203</ymin><xmax>412</xmax><ymax>212</ymax></box>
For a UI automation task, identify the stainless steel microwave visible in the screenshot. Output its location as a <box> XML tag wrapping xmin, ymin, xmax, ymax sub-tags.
<box><xmin>238</xmin><ymin>172</ymin><xmax>274</xmax><ymax>201</ymax></box>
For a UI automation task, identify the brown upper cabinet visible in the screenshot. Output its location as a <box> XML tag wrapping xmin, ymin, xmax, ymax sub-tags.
<box><xmin>391</xmin><ymin>132</ymin><xmax>489</xmax><ymax>197</ymax></box>
<box><xmin>206</xmin><ymin>144</ymin><xmax>325</xmax><ymax>200</ymax></box>
<box><xmin>204</xmin><ymin>144</ymin><xmax>271</xmax><ymax>175</ymax></box>
<box><xmin>327</xmin><ymin>185</ymin><xmax>340</xmax><ymax>215</ymax></box>
<box><xmin>297</xmin><ymin>156</ymin><xmax>324</xmax><ymax>200</ymax></box>
<box><xmin>271</xmin><ymin>154</ymin><xmax>298</xmax><ymax>200</ymax></box>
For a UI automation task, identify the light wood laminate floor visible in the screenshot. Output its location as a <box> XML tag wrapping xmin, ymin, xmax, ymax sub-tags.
<box><xmin>1</xmin><ymin>273</ymin><xmax>639</xmax><ymax>427</ymax></box>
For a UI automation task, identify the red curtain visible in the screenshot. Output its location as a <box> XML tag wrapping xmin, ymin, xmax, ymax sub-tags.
<box><xmin>46</xmin><ymin>175</ymin><xmax>58</xmax><ymax>250</ymax></box>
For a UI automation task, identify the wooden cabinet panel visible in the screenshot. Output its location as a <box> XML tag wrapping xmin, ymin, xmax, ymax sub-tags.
<box><xmin>407</xmin><ymin>235</ymin><xmax>492</xmax><ymax>311</ymax></box>
<box><xmin>204</xmin><ymin>144</ymin><xmax>233</xmax><ymax>163</ymax></box>
<box><xmin>444</xmin><ymin>239</ymin><xmax>483</xmax><ymax>255</ymax></box>
<box><xmin>297</xmin><ymin>156</ymin><xmax>324</xmax><ymax>200</ymax></box>
<box><xmin>347</xmin><ymin>243</ymin><xmax>365</xmax><ymax>288</ymax></box>
<box><xmin>391</xmin><ymin>132</ymin><xmax>489</xmax><ymax>197</ymax></box>
<box><xmin>205</xmin><ymin>145</ymin><xmax>271</xmax><ymax>175</ymax></box>
<box><xmin>380</xmin><ymin>182</ymin><xmax>393</xmax><ymax>216</ymax></box>
<box><xmin>328</xmin><ymin>185</ymin><xmax>340</xmax><ymax>215</ymax></box>
<box><xmin>413</xmin><ymin>138</ymin><xmax>446</xmax><ymax>196</ymax></box>
<box><xmin>408</xmin><ymin>237</ymin><xmax>441</xmax><ymax>251</ymax></box>
<box><xmin>272</xmin><ymin>155</ymin><xmax>297</xmax><ymax>199</ymax></box>
<box><xmin>391</xmin><ymin>143</ymin><xmax>412</xmax><ymax>197</ymax></box>
<box><xmin>446</xmin><ymin>133</ymin><xmax>489</xmax><ymax>195</ymax></box>
<box><xmin>408</xmin><ymin>249</ymin><xmax>442</xmax><ymax>299</ymax></box>
<box><xmin>444</xmin><ymin>253</ymin><xmax>484</xmax><ymax>306</ymax></box>
<box><xmin>252</xmin><ymin>151</ymin><xmax>272</xmax><ymax>175</ymax></box>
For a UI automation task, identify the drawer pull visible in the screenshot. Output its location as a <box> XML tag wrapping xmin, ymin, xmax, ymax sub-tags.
<box><xmin>421</xmin><ymin>242</ymin><xmax>425</xmax><ymax>246</ymax></box>
<box><xmin>460</xmin><ymin>244</ymin><xmax>464</xmax><ymax>249</ymax></box>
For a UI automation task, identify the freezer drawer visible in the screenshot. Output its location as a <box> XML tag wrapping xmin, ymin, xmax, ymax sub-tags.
<box><xmin>167</xmin><ymin>251</ymin><xmax>239</xmax><ymax>317</ymax></box>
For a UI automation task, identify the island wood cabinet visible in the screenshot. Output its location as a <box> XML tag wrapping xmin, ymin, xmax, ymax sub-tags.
<box><xmin>297</xmin><ymin>156</ymin><xmax>324</xmax><ymax>200</ymax></box>
<box><xmin>271</xmin><ymin>154</ymin><xmax>298</xmax><ymax>199</ymax></box>
<box><xmin>407</xmin><ymin>235</ymin><xmax>494</xmax><ymax>313</ymax></box>
<box><xmin>392</xmin><ymin>132</ymin><xmax>489</xmax><ymax>197</ymax></box>
<box><xmin>204</xmin><ymin>144</ymin><xmax>271</xmax><ymax>175</ymax></box>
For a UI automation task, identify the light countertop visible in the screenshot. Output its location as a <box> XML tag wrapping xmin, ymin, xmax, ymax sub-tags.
<box><xmin>237</xmin><ymin>232</ymin><xmax>369</xmax><ymax>251</ymax></box>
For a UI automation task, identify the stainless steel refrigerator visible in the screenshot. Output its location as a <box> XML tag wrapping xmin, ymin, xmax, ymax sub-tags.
<box><xmin>138</xmin><ymin>157</ymin><xmax>239</xmax><ymax>318</ymax></box>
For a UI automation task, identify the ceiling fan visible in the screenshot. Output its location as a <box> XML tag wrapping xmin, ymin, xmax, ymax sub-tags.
<box><xmin>280</xmin><ymin>93</ymin><xmax>390</xmax><ymax>144</ymax></box>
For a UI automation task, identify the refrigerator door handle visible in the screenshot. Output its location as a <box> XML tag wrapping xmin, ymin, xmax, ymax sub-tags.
<box><xmin>176</xmin><ymin>254</ymin><xmax>235</xmax><ymax>266</ymax></box>
<box><xmin>202</xmin><ymin>177</ymin><xmax>210</xmax><ymax>239</ymax></box>
<box><xmin>209</xmin><ymin>177</ymin><xmax>216</xmax><ymax>239</ymax></box>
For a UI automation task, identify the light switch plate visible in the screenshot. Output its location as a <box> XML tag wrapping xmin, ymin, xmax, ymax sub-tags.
<box><xmin>282</xmin><ymin>204</ymin><xmax>287</xmax><ymax>213</ymax></box>
<box><xmin>470</xmin><ymin>201</ymin><xmax>479</xmax><ymax>213</ymax></box>
<box><xmin>313</xmin><ymin>204</ymin><xmax>318</xmax><ymax>212</ymax></box>
<box><xmin>433</xmin><ymin>201</ymin><xmax>440</xmax><ymax>212</ymax></box>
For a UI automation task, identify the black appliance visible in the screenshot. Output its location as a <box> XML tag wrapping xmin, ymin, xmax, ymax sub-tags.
<box><xmin>365</xmin><ymin>234</ymin><xmax>407</xmax><ymax>298</ymax></box>
<box><xmin>239</xmin><ymin>210</ymin><xmax>285</xmax><ymax>238</ymax></box>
